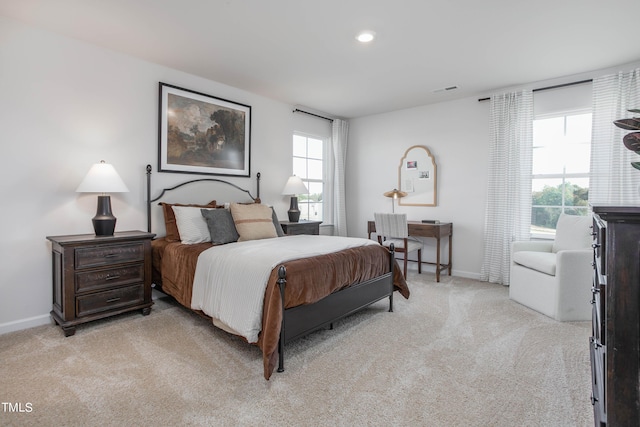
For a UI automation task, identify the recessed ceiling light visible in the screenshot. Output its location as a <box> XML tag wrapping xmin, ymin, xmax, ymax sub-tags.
<box><xmin>356</xmin><ymin>31</ymin><xmax>375</xmax><ymax>43</ymax></box>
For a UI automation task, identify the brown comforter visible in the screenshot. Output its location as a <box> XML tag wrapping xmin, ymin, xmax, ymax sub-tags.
<box><xmin>152</xmin><ymin>237</ymin><xmax>409</xmax><ymax>379</ymax></box>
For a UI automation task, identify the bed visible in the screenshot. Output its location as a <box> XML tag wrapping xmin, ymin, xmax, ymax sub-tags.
<box><xmin>145</xmin><ymin>165</ymin><xmax>410</xmax><ymax>379</ymax></box>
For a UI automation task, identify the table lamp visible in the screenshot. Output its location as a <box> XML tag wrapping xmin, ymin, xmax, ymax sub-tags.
<box><xmin>76</xmin><ymin>160</ymin><xmax>129</xmax><ymax>236</ymax></box>
<box><xmin>282</xmin><ymin>175</ymin><xmax>308</xmax><ymax>222</ymax></box>
<box><xmin>383</xmin><ymin>188</ymin><xmax>407</xmax><ymax>213</ymax></box>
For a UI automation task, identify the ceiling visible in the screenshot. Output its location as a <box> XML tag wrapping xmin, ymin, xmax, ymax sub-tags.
<box><xmin>2</xmin><ymin>0</ymin><xmax>640</xmax><ymax>118</ymax></box>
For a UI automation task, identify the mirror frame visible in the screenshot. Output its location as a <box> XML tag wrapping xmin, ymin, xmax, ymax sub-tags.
<box><xmin>398</xmin><ymin>145</ymin><xmax>437</xmax><ymax>207</ymax></box>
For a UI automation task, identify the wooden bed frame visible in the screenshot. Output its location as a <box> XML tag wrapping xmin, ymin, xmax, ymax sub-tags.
<box><xmin>145</xmin><ymin>164</ymin><xmax>395</xmax><ymax>373</ymax></box>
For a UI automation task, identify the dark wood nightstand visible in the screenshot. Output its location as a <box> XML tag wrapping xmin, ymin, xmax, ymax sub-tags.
<box><xmin>46</xmin><ymin>230</ymin><xmax>155</xmax><ymax>336</ymax></box>
<box><xmin>280</xmin><ymin>220</ymin><xmax>322</xmax><ymax>235</ymax></box>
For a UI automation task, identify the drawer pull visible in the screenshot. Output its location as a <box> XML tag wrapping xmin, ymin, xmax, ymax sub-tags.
<box><xmin>104</xmin><ymin>253</ymin><xmax>118</xmax><ymax>258</ymax></box>
<box><xmin>592</xmin><ymin>243</ymin><xmax>601</xmax><ymax>249</ymax></box>
<box><xmin>105</xmin><ymin>275</ymin><xmax>121</xmax><ymax>281</ymax></box>
<box><xmin>106</xmin><ymin>297</ymin><xmax>121</xmax><ymax>303</ymax></box>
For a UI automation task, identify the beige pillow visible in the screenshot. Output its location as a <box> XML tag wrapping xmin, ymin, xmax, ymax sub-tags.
<box><xmin>230</xmin><ymin>203</ymin><xmax>278</xmax><ymax>241</ymax></box>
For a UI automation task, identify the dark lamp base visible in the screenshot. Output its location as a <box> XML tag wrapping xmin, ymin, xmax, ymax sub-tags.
<box><xmin>93</xmin><ymin>195</ymin><xmax>117</xmax><ymax>236</ymax></box>
<box><xmin>287</xmin><ymin>196</ymin><xmax>301</xmax><ymax>223</ymax></box>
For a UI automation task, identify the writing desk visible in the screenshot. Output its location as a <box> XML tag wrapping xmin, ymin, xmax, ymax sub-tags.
<box><xmin>367</xmin><ymin>220</ymin><xmax>452</xmax><ymax>282</ymax></box>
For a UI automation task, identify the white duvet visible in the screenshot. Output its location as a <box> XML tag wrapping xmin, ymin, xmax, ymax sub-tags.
<box><xmin>191</xmin><ymin>235</ymin><xmax>378</xmax><ymax>343</ymax></box>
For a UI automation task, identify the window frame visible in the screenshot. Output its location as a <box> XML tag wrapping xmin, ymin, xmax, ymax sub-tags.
<box><xmin>292</xmin><ymin>132</ymin><xmax>333</xmax><ymax>224</ymax></box>
<box><xmin>530</xmin><ymin>109</ymin><xmax>592</xmax><ymax>239</ymax></box>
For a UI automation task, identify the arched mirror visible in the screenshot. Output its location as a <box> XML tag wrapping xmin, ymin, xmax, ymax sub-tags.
<box><xmin>398</xmin><ymin>145</ymin><xmax>437</xmax><ymax>207</ymax></box>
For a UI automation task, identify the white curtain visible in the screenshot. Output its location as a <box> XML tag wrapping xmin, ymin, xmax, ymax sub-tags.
<box><xmin>589</xmin><ymin>68</ymin><xmax>640</xmax><ymax>204</ymax></box>
<box><xmin>480</xmin><ymin>90</ymin><xmax>533</xmax><ymax>285</ymax></box>
<box><xmin>332</xmin><ymin>119</ymin><xmax>349</xmax><ymax>236</ymax></box>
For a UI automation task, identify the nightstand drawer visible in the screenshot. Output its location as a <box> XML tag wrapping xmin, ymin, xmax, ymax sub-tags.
<box><xmin>280</xmin><ymin>221</ymin><xmax>322</xmax><ymax>235</ymax></box>
<box><xmin>76</xmin><ymin>284</ymin><xmax>144</xmax><ymax>317</ymax></box>
<box><xmin>75</xmin><ymin>243</ymin><xmax>145</xmax><ymax>269</ymax></box>
<box><xmin>75</xmin><ymin>264</ymin><xmax>145</xmax><ymax>293</ymax></box>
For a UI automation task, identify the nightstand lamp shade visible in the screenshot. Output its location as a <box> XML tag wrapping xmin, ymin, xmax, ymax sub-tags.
<box><xmin>76</xmin><ymin>160</ymin><xmax>129</xmax><ymax>236</ymax></box>
<box><xmin>282</xmin><ymin>175</ymin><xmax>308</xmax><ymax>223</ymax></box>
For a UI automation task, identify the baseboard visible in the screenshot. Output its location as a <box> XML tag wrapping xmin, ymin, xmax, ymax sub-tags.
<box><xmin>0</xmin><ymin>290</ymin><xmax>168</xmax><ymax>336</ymax></box>
<box><xmin>451</xmin><ymin>270</ymin><xmax>482</xmax><ymax>280</ymax></box>
<box><xmin>0</xmin><ymin>314</ymin><xmax>53</xmax><ymax>336</ymax></box>
<box><xmin>404</xmin><ymin>261</ymin><xmax>481</xmax><ymax>281</ymax></box>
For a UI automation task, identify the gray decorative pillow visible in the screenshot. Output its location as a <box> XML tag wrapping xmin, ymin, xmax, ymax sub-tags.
<box><xmin>201</xmin><ymin>208</ymin><xmax>239</xmax><ymax>244</ymax></box>
<box><xmin>271</xmin><ymin>207</ymin><xmax>284</xmax><ymax>237</ymax></box>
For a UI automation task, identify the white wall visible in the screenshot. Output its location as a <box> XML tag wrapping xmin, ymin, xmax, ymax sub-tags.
<box><xmin>3</xmin><ymin>14</ymin><xmax>639</xmax><ymax>334</ymax></box>
<box><xmin>347</xmin><ymin>61</ymin><xmax>640</xmax><ymax>279</ymax></box>
<box><xmin>0</xmin><ymin>16</ymin><xmax>295</xmax><ymax>333</ymax></box>
<box><xmin>347</xmin><ymin>97</ymin><xmax>490</xmax><ymax>278</ymax></box>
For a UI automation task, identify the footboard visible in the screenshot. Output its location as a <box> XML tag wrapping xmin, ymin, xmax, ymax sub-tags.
<box><xmin>276</xmin><ymin>244</ymin><xmax>395</xmax><ymax>373</ymax></box>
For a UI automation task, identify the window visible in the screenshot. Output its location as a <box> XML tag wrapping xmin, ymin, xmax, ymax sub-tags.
<box><xmin>293</xmin><ymin>133</ymin><xmax>326</xmax><ymax>221</ymax></box>
<box><xmin>531</xmin><ymin>111</ymin><xmax>592</xmax><ymax>237</ymax></box>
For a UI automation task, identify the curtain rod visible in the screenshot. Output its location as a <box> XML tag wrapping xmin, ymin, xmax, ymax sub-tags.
<box><xmin>293</xmin><ymin>108</ymin><xmax>334</xmax><ymax>122</ymax></box>
<box><xmin>477</xmin><ymin>79</ymin><xmax>593</xmax><ymax>102</ymax></box>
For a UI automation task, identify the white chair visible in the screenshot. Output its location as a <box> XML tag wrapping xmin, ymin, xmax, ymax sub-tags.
<box><xmin>509</xmin><ymin>214</ymin><xmax>593</xmax><ymax>321</ymax></box>
<box><xmin>374</xmin><ymin>213</ymin><xmax>423</xmax><ymax>278</ymax></box>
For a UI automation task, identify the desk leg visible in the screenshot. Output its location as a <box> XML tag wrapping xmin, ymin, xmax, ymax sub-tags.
<box><xmin>436</xmin><ymin>236</ymin><xmax>441</xmax><ymax>282</ymax></box>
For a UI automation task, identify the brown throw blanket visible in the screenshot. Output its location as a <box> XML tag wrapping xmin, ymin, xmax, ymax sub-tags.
<box><xmin>152</xmin><ymin>238</ymin><xmax>410</xmax><ymax>379</ymax></box>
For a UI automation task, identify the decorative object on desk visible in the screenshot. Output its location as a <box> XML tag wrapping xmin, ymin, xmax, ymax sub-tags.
<box><xmin>282</xmin><ymin>175</ymin><xmax>308</xmax><ymax>222</ymax></box>
<box><xmin>383</xmin><ymin>188</ymin><xmax>407</xmax><ymax>213</ymax></box>
<box><xmin>76</xmin><ymin>160</ymin><xmax>129</xmax><ymax>236</ymax></box>
<box><xmin>398</xmin><ymin>145</ymin><xmax>437</xmax><ymax>207</ymax></box>
<box><xmin>614</xmin><ymin>108</ymin><xmax>640</xmax><ymax>171</ymax></box>
<box><xmin>421</xmin><ymin>219</ymin><xmax>440</xmax><ymax>224</ymax></box>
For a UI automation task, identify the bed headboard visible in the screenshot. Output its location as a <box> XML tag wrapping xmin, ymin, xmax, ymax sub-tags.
<box><xmin>145</xmin><ymin>164</ymin><xmax>261</xmax><ymax>234</ymax></box>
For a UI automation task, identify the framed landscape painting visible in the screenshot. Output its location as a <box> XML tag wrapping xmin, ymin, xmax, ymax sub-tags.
<box><xmin>158</xmin><ymin>82</ymin><xmax>251</xmax><ymax>176</ymax></box>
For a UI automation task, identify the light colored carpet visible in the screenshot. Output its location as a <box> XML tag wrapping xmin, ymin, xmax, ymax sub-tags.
<box><xmin>0</xmin><ymin>274</ymin><xmax>592</xmax><ymax>426</ymax></box>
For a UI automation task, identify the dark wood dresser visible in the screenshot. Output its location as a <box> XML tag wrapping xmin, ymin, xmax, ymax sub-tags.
<box><xmin>591</xmin><ymin>206</ymin><xmax>640</xmax><ymax>426</ymax></box>
<box><xmin>46</xmin><ymin>231</ymin><xmax>155</xmax><ymax>336</ymax></box>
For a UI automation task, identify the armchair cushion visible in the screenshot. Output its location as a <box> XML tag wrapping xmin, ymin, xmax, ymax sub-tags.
<box><xmin>512</xmin><ymin>240</ymin><xmax>554</xmax><ymax>253</ymax></box>
<box><xmin>512</xmin><ymin>251</ymin><xmax>556</xmax><ymax>276</ymax></box>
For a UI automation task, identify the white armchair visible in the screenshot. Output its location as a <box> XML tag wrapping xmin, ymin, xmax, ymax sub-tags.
<box><xmin>509</xmin><ymin>214</ymin><xmax>593</xmax><ymax>321</ymax></box>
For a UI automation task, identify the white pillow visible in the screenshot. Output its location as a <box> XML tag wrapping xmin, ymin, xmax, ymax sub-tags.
<box><xmin>172</xmin><ymin>206</ymin><xmax>214</xmax><ymax>244</ymax></box>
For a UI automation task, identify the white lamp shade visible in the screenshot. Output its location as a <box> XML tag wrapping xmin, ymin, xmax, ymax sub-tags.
<box><xmin>76</xmin><ymin>161</ymin><xmax>129</xmax><ymax>193</ymax></box>
<box><xmin>282</xmin><ymin>175</ymin><xmax>308</xmax><ymax>195</ymax></box>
